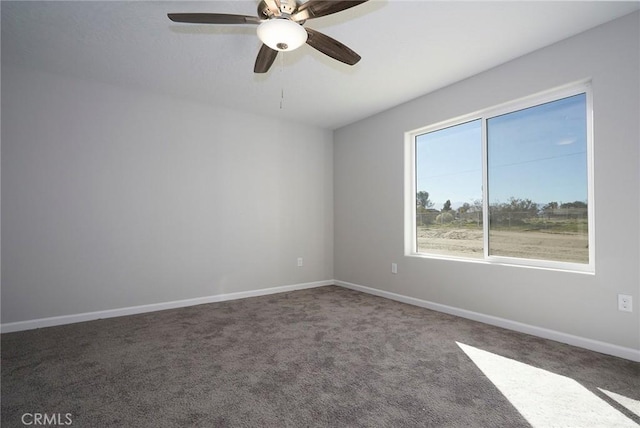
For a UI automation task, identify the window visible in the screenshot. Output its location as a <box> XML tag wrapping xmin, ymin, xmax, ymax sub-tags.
<box><xmin>415</xmin><ymin>120</ymin><xmax>484</xmax><ymax>258</ymax></box>
<box><xmin>406</xmin><ymin>83</ymin><xmax>593</xmax><ymax>272</ymax></box>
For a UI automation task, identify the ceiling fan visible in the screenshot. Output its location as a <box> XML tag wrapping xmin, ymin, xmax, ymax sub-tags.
<box><xmin>168</xmin><ymin>0</ymin><xmax>369</xmax><ymax>73</ymax></box>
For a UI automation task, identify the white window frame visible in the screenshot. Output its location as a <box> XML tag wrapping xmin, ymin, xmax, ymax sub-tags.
<box><xmin>404</xmin><ymin>81</ymin><xmax>595</xmax><ymax>273</ymax></box>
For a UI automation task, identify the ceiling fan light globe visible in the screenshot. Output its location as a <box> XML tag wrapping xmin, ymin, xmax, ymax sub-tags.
<box><xmin>257</xmin><ymin>19</ymin><xmax>307</xmax><ymax>52</ymax></box>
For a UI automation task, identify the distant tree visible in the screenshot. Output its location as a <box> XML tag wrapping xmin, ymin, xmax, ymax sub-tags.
<box><xmin>471</xmin><ymin>199</ymin><xmax>484</xmax><ymax>226</ymax></box>
<box><xmin>436</xmin><ymin>212</ymin><xmax>454</xmax><ymax>224</ymax></box>
<box><xmin>458</xmin><ymin>202</ymin><xmax>471</xmax><ymax>215</ymax></box>
<box><xmin>491</xmin><ymin>197</ymin><xmax>539</xmax><ymax>226</ymax></box>
<box><xmin>560</xmin><ymin>201</ymin><xmax>587</xmax><ymax>209</ymax></box>
<box><xmin>443</xmin><ymin>199</ymin><xmax>452</xmax><ymax>211</ymax></box>
<box><xmin>558</xmin><ymin>200</ymin><xmax>588</xmax><ymax>220</ymax></box>
<box><xmin>416</xmin><ymin>191</ymin><xmax>434</xmax><ymax>209</ymax></box>
<box><xmin>505</xmin><ymin>197</ymin><xmax>538</xmax><ymax>216</ymax></box>
<box><xmin>542</xmin><ymin>202</ymin><xmax>558</xmax><ymax>218</ymax></box>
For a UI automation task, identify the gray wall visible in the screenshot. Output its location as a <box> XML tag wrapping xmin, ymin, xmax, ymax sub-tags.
<box><xmin>334</xmin><ymin>12</ymin><xmax>640</xmax><ymax>350</ymax></box>
<box><xmin>1</xmin><ymin>66</ymin><xmax>334</xmax><ymax>323</ymax></box>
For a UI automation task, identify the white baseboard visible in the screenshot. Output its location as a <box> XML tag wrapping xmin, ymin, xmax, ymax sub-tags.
<box><xmin>335</xmin><ymin>280</ymin><xmax>640</xmax><ymax>363</ymax></box>
<box><xmin>0</xmin><ymin>280</ymin><xmax>333</xmax><ymax>334</ymax></box>
<box><xmin>4</xmin><ymin>279</ymin><xmax>638</xmax><ymax>362</ymax></box>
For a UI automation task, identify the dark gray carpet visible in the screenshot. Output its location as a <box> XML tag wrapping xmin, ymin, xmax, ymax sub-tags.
<box><xmin>2</xmin><ymin>286</ymin><xmax>639</xmax><ymax>427</ymax></box>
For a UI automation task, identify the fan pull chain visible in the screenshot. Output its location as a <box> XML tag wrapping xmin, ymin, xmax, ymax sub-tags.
<box><xmin>279</xmin><ymin>52</ymin><xmax>285</xmax><ymax>109</ymax></box>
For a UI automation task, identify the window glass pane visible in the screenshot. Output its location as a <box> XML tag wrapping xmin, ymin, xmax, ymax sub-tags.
<box><xmin>415</xmin><ymin>120</ymin><xmax>483</xmax><ymax>258</ymax></box>
<box><xmin>487</xmin><ymin>93</ymin><xmax>588</xmax><ymax>263</ymax></box>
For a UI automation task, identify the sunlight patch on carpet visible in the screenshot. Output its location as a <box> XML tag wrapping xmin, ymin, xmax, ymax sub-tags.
<box><xmin>599</xmin><ymin>388</ymin><xmax>640</xmax><ymax>418</ymax></box>
<box><xmin>457</xmin><ymin>342</ymin><xmax>637</xmax><ymax>427</ymax></box>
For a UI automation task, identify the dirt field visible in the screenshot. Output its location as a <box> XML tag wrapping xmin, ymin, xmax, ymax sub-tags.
<box><xmin>417</xmin><ymin>227</ymin><xmax>589</xmax><ymax>263</ymax></box>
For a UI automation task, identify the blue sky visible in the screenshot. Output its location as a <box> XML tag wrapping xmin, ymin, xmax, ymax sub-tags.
<box><xmin>416</xmin><ymin>94</ymin><xmax>587</xmax><ymax>210</ymax></box>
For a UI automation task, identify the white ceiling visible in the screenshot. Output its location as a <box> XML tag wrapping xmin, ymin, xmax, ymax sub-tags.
<box><xmin>2</xmin><ymin>1</ymin><xmax>639</xmax><ymax>129</ymax></box>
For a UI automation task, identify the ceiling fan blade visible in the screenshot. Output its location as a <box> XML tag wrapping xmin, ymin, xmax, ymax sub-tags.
<box><xmin>292</xmin><ymin>1</ymin><xmax>368</xmax><ymax>22</ymax></box>
<box><xmin>167</xmin><ymin>13</ymin><xmax>261</xmax><ymax>25</ymax></box>
<box><xmin>254</xmin><ymin>44</ymin><xmax>279</xmax><ymax>73</ymax></box>
<box><xmin>305</xmin><ymin>28</ymin><xmax>361</xmax><ymax>66</ymax></box>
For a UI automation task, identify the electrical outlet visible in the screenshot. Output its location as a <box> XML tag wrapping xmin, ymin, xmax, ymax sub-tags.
<box><xmin>618</xmin><ymin>294</ymin><xmax>632</xmax><ymax>312</ymax></box>
<box><xmin>391</xmin><ymin>263</ymin><xmax>398</xmax><ymax>274</ymax></box>
<box><xmin>297</xmin><ymin>257</ymin><xmax>303</xmax><ymax>267</ymax></box>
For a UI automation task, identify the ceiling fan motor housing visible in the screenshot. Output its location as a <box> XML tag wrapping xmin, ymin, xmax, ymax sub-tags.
<box><xmin>279</xmin><ymin>0</ymin><xmax>297</xmax><ymax>15</ymax></box>
<box><xmin>258</xmin><ymin>0</ymin><xmax>298</xmax><ymax>18</ymax></box>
